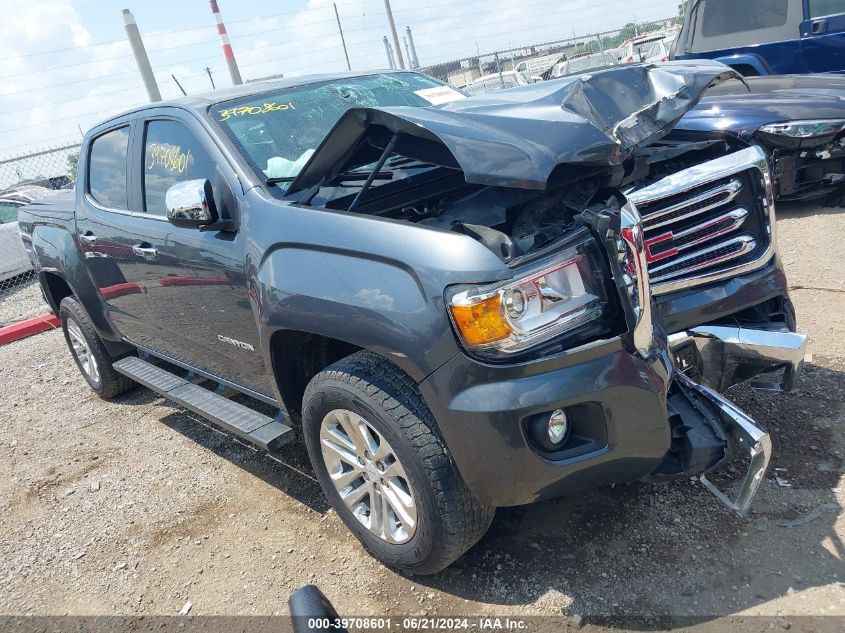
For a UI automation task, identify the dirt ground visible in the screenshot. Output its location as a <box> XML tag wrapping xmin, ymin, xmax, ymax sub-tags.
<box><xmin>0</xmin><ymin>203</ymin><xmax>843</xmax><ymax>632</ymax></box>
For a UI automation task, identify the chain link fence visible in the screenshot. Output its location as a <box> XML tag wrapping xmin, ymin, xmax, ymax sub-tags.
<box><xmin>0</xmin><ymin>143</ymin><xmax>79</xmax><ymax>328</ymax></box>
<box><xmin>420</xmin><ymin>16</ymin><xmax>679</xmax><ymax>93</ymax></box>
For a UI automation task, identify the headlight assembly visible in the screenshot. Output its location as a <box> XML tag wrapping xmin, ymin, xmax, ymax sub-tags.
<box><xmin>758</xmin><ymin>119</ymin><xmax>845</xmax><ymax>148</ymax></box>
<box><xmin>447</xmin><ymin>230</ymin><xmax>611</xmax><ymax>357</ymax></box>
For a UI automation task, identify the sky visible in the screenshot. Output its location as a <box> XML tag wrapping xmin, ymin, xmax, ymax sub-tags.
<box><xmin>0</xmin><ymin>0</ymin><xmax>683</xmax><ymax>156</ymax></box>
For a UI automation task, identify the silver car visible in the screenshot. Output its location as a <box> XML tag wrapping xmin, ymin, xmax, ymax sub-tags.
<box><xmin>0</xmin><ymin>187</ymin><xmax>54</xmax><ymax>282</ymax></box>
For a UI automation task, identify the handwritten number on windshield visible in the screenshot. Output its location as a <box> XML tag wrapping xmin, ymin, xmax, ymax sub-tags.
<box><xmin>218</xmin><ymin>102</ymin><xmax>296</xmax><ymax>121</ymax></box>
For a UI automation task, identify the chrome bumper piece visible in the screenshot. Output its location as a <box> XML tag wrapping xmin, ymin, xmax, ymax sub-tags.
<box><xmin>675</xmin><ymin>373</ymin><xmax>772</xmax><ymax>518</ymax></box>
<box><xmin>669</xmin><ymin>324</ymin><xmax>807</xmax><ymax>392</ymax></box>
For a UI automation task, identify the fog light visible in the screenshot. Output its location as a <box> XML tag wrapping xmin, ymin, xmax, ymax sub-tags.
<box><xmin>548</xmin><ymin>409</ymin><xmax>569</xmax><ymax>444</ymax></box>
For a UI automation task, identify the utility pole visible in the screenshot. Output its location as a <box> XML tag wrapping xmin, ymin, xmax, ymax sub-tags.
<box><xmin>122</xmin><ymin>9</ymin><xmax>161</xmax><ymax>102</ymax></box>
<box><xmin>382</xmin><ymin>0</ymin><xmax>405</xmax><ymax>70</ymax></box>
<box><xmin>206</xmin><ymin>67</ymin><xmax>216</xmax><ymax>89</ymax></box>
<box><xmin>403</xmin><ymin>36</ymin><xmax>412</xmax><ymax>70</ymax></box>
<box><xmin>171</xmin><ymin>74</ymin><xmax>187</xmax><ymax>95</ymax></box>
<box><xmin>334</xmin><ymin>3</ymin><xmax>351</xmax><ymax>71</ymax></box>
<box><xmin>383</xmin><ymin>36</ymin><xmax>395</xmax><ymax>69</ymax></box>
<box><xmin>476</xmin><ymin>41</ymin><xmax>482</xmax><ymax>74</ymax></box>
<box><xmin>406</xmin><ymin>26</ymin><xmax>419</xmax><ymax>69</ymax></box>
<box><xmin>209</xmin><ymin>0</ymin><xmax>242</xmax><ymax>85</ymax></box>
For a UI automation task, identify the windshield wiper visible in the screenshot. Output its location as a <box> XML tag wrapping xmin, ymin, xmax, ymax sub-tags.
<box><xmin>265</xmin><ymin>176</ymin><xmax>296</xmax><ymax>186</ymax></box>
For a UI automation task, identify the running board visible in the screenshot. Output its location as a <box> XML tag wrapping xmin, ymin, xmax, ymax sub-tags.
<box><xmin>113</xmin><ymin>356</ymin><xmax>293</xmax><ymax>450</ymax></box>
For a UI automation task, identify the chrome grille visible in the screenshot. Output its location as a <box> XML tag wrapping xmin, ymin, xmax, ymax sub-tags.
<box><xmin>627</xmin><ymin>146</ymin><xmax>775</xmax><ymax>295</ymax></box>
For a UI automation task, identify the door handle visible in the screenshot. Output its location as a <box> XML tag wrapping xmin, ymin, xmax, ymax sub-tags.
<box><xmin>132</xmin><ymin>244</ymin><xmax>158</xmax><ymax>259</ymax></box>
<box><xmin>79</xmin><ymin>232</ymin><xmax>97</xmax><ymax>244</ymax></box>
<box><xmin>812</xmin><ymin>19</ymin><xmax>828</xmax><ymax>34</ymax></box>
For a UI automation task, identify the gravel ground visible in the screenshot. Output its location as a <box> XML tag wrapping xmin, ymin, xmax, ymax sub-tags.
<box><xmin>0</xmin><ymin>203</ymin><xmax>843</xmax><ymax>631</ymax></box>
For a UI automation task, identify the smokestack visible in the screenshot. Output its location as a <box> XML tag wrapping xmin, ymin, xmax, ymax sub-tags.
<box><xmin>383</xmin><ymin>36</ymin><xmax>395</xmax><ymax>69</ymax></box>
<box><xmin>122</xmin><ymin>9</ymin><xmax>161</xmax><ymax>102</ymax></box>
<box><xmin>209</xmin><ymin>0</ymin><xmax>242</xmax><ymax>85</ymax></box>
<box><xmin>406</xmin><ymin>26</ymin><xmax>419</xmax><ymax>69</ymax></box>
<box><xmin>383</xmin><ymin>0</ymin><xmax>405</xmax><ymax>70</ymax></box>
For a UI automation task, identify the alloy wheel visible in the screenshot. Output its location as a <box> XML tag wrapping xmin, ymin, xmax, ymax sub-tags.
<box><xmin>66</xmin><ymin>317</ymin><xmax>100</xmax><ymax>385</ymax></box>
<box><xmin>319</xmin><ymin>408</ymin><xmax>417</xmax><ymax>544</ymax></box>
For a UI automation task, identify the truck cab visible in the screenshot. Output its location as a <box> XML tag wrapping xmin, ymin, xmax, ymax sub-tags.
<box><xmin>674</xmin><ymin>0</ymin><xmax>845</xmax><ymax>75</ymax></box>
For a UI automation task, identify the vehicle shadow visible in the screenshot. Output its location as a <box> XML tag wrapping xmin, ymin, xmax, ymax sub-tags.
<box><xmin>412</xmin><ymin>362</ymin><xmax>844</xmax><ymax>622</ymax></box>
<box><xmin>157</xmin><ymin>408</ymin><xmax>329</xmax><ymax>514</ymax></box>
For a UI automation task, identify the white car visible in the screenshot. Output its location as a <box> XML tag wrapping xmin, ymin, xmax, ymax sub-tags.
<box><xmin>642</xmin><ymin>35</ymin><xmax>678</xmax><ymax>64</ymax></box>
<box><xmin>463</xmin><ymin>71</ymin><xmax>523</xmax><ymax>95</ymax></box>
<box><xmin>551</xmin><ymin>51</ymin><xmax>619</xmax><ymax>78</ymax></box>
<box><xmin>617</xmin><ymin>31</ymin><xmax>676</xmax><ymax>64</ymax></box>
<box><xmin>0</xmin><ymin>187</ymin><xmax>54</xmax><ymax>282</ymax></box>
<box><xmin>513</xmin><ymin>53</ymin><xmax>565</xmax><ymax>84</ymax></box>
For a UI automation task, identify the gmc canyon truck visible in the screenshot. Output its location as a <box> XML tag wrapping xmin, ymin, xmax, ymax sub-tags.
<box><xmin>19</xmin><ymin>64</ymin><xmax>807</xmax><ymax>575</ymax></box>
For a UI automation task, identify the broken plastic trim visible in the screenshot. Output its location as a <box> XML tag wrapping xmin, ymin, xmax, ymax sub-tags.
<box><xmin>675</xmin><ymin>372</ymin><xmax>772</xmax><ymax>519</ymax></box>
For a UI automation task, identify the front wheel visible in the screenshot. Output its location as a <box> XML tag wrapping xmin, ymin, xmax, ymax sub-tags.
<box><xmin>59</xmin><ymin>296</ymin><xmax>135</xmax><ymax>399</ymax></box>
<box><xmin>302</xmin><ymin>351</ymin><xmax>494</xmax><ymax>575</ymax></box>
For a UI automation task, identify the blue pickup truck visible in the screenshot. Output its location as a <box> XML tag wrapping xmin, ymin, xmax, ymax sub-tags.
<box><xmin>674</xmin><ymin>0</ymin><xmax>845</xmax><ymax>75</ymax></box>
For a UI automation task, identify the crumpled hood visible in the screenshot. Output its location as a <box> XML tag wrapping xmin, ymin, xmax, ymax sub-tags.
<box><xmin>678</xmin><ymin>74</ymin><xmax>845</xmax><ymax>136</ymax></box>
<box><xmin>289</xmin><ymin>60</ymin><xmax>740</xmax><ymax>192</ymax></box>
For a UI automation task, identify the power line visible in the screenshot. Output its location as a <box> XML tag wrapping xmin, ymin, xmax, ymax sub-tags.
<box><xmin>1</xmin><ymin>4</ymin><xmax>675</xmax><ymax>139</ymax></box>
<box><xmin>0</xmin><ymin>0</ymin><xmax>385</xmax><ymax>62</ymax></box>
<box><xmin>0</xmin><ymin>0</ymin><xmax>647</xmax><ymax>78</ymax></box>
<box><xmin>0</xmin><ymin>133</ymin><xmax>82</xmax><ymax>155</ymax></box>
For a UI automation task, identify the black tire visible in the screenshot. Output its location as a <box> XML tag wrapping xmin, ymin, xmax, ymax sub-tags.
<box><xmin>59</xmin><ymin>296</ymin><xmax>135</xmax><ymax>400</ymax></box>
<box><xmin>302</xmin><ymin>351</ymin><xmax>494</xmax><ymax>575</ymax></box>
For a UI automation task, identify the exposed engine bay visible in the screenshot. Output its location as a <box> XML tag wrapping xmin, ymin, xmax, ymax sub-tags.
<box><xmin>284</xmin><ymin>61</ymin><xmax>748</xmax><ymax>262</ymax></box>
<box><xmin>294</xmin><ymin>134</ymin><xmax>743</xmax><ymax>264</ymax></box>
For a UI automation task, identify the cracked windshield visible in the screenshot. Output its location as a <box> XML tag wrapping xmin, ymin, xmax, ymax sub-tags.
<box><xmin>212</xmin><ymin>72</ymin><xmax>458</xmax><ymax>188</ymax></box>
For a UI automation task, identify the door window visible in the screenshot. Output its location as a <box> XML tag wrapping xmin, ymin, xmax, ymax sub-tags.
<box><xmin>0</xmin><ymin>201</ymin><xmax>22</xmax><ymax>223</ymax></box>
<box><xmin>700</xmin><ymin>0</ymin><xmax>788</xmax><ymax>36</ymax></box>
<box><xmin>88</xmin><ymin>126</ymin><xmax>130</xmax><ymax>209</ymax></box>
<box><xmin>809</xmin><ymin>0</ymin><xmax>845</xmax><ymax>17</ymax></box>
<box><xmin>143</xmin><ymin>119</ymin><xmax>217</xmax><ymax>216</ymax></box>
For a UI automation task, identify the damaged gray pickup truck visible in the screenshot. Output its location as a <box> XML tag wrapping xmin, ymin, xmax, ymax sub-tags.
<box><xmin>19</xmin><ymin>61</ymin><xmax>807</xmax><ymax>574</ymax></box>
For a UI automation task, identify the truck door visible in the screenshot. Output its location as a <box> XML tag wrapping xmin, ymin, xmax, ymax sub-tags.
<box><xmin>76</xmin><ymin>119</ymin><xmax>162</xmax><ymax>349</ymax></box>
<box><xmin>136</xmin><ymin>114</ymin><xmax>272</xmax><ymax>398</ymax></box>
<box><xmin>800</xmin><ymin>0</ymin><xmax>845</xmax><ymax>71</ymax></box>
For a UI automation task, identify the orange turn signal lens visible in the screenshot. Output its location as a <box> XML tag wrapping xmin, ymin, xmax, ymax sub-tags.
<box><xmin>449</xmin><ymin>294</ymin><xmax>512</xmax><ymax>346</ymax></box>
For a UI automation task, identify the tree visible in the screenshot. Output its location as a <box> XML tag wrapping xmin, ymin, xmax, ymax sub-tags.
<box><xmin>67</xmin><ymin>150</ymin><xmax>79</xmax><ymax>182</ymax></box>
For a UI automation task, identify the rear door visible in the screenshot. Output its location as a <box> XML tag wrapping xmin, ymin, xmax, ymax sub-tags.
<box><xmin>76</xmin><ymin>118</ymin><xmax>163</xmax><ymax>348</ymax></box>
<box><xmin>678</xmin><ymin>0</ymin><xmax>806</xmax><ymax>74</ymax></box>
<box><xmin>800</xmin><ymin>0</ymin><xmax>845</xmax><ymax>71</ymax></box>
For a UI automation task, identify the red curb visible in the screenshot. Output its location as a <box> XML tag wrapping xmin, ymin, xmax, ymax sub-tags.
<box><xmin>100</xmin><ymin>282</ymin><xmax>141</xmax><ymax>299</ymax></box>
<box><xmin>0</xmin><ymin>313</ymin><xmax>61</xmax><ymax>345</ymax></box>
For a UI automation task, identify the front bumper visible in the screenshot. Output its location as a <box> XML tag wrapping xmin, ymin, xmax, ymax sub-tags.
<box><xmin>673</xmin><ymin>373</ymin><xmax>772</xmax><ymax>518</ymax></box>
<box><xmin>419</xmin><ymin>337</ymin><xmax>675</xmax><ymax>507</ymax></box>
<box><xmin>420</xmin><ymin>333</ymin><xmax>775</xmax><ymax>517</ymax></box>
<box><xmin>669</xmin><ymin>324</ymin><xmax>807</xmax><ymax>392</ymax></box>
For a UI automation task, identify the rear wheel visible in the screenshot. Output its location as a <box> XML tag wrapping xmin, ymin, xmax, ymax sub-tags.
<box><xmin>302</xmin><ymin>351</ymin><xmax>494</xmax><ymax>575</ymax></box>
<box><xmin>59</xmin><ymin>296</ymin><xmax>135</xmax><ymax>399</ymax></box>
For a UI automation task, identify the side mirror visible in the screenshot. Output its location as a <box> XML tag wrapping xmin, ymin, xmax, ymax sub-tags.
<box><xmin>165</xmin><ymin>179</ymin><xmax>218</xmax><ymax>229</ymax></box>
